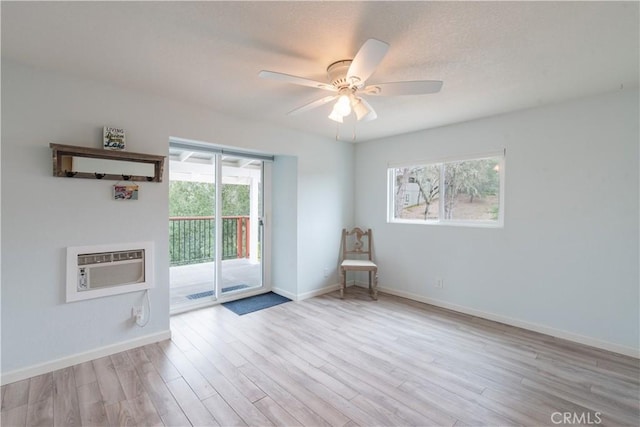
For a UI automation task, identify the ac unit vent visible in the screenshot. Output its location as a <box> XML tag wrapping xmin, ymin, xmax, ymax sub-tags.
<box><xmin>78</xmin><ymin>253</ymin><xmax>112</xmax><ymax>265</ymax></box>
<box><xmin>113</xmin><ymin>250</ymin><xmax>144</xmax><ymax>262</ymax></box>
<box><xmin>67</xmin><ymin>242</ymin><xmax>154</xmax><ymax>302</ymax></box>
<box><xmin>77</xmin><ymin>250</ymin><xmax>144</xmax><ymax>266</ymax></box>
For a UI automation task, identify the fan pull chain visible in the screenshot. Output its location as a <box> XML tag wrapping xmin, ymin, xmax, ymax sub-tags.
<box><xmin>334</xmin><ymin>123</ymin><xmax>358</xmax><ymax>142</ymax></box>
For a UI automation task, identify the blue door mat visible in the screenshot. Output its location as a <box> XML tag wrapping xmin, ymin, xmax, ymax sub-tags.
<box><xmin>186</xmin><ymin>284</ymin><xmax>250</xmax><ymax>300</ymax></box>
<box><xmin>222</xmin><ymin>292</ymin><xmax>291</xmax><ymax>315</ymax></box>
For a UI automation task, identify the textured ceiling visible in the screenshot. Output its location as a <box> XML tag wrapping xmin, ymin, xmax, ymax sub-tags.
<box><xmin>2</xmin><ymin>1</ymin><xmax>638</xmax><ymax>142</ymax></box>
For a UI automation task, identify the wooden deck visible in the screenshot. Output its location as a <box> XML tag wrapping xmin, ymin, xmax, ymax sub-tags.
<box><xmin>2</xmin><ymin>287</ymin><xmax>639</xmax><ymax>426</ymax></box>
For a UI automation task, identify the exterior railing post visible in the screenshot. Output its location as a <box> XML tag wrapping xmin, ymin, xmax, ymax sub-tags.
<box><xmin>245</xmin><ymin>217</ymin><xmax>250</xmax><ymax>258</ymax></box>
<box><xmin>236</xmin><ymin>216</ymin><xmax>242</xmax><ymax>259</ymax></box>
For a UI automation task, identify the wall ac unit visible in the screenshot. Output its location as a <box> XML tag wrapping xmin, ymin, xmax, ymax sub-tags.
<box><xmin>66</xmin><ymin>242</ymin><xmax>154</xmax><ymax>302</ymax></box>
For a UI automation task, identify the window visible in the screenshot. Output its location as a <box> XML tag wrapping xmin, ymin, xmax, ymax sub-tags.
<box><xmin>388</xmin><ymin>152</ymin><xmax>504</xmax><ymax>226</ymax></box>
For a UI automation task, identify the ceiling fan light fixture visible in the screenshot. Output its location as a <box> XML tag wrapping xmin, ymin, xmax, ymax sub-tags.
<box><xmin>328</xmin><ymin>109</ymin><xmax>344</xmax><ymax>123</ymax></box>
<box><xmin>334</xmin><ymin>95</ymin><xmax>352</xmax><ymax>117</ymax></box>
<box><xmin>258</xmin><ymin>38</ymin><xmax>443</xmax><ymax>129</ymax></box>
<box><xmin>352</xmin><ymin>97</ymin><xmax>370</xmax><ymax>121</ymax></box>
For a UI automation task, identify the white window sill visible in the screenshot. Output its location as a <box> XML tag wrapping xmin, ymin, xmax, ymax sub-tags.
<box><xmin>388</xmin><ymin>219</ymin><xmax>504</xmax><ymax>228</ymax></box>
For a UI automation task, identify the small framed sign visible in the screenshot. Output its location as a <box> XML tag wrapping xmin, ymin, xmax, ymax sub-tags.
<box><xmin>103</xmin><ymin>126</ymin><xmax>126</xmax><ymax>151</ymax></box>
<box><xmin>113</xmin><ymin>184</ymin><xmax>139</xmax><ymax>200</ymax></box>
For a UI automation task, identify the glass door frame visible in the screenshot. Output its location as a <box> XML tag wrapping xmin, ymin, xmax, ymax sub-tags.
<box><xmin>216</xmin><ymin>157</ymin><xmax>265</xmax><ymax>299</ymax></box>
<box><xmin>169</xmin><ymin>139</ymin><xmax>272</xmax><ymax>314</ymax></box>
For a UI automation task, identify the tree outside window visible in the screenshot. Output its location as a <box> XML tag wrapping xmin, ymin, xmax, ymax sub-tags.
<box><xmin>390</xmin><ymin>154</ymin><xmax>503</xmax><ymax>225</ymax></box>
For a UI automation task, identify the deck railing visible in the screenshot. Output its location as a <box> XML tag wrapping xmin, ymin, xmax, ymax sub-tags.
<box><xmin>169</xmin><ymin>216</ymin><xmax>250</xmax><ymax>266</ymax></box>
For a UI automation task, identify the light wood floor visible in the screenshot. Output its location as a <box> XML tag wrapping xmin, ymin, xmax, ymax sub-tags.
<box><xmin>2</xmin><ymin>288</ymin><xmax>639</xmax><ymax>426</ymax></box>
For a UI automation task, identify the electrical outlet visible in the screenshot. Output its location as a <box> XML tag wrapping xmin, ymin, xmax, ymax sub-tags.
<box><xmin>324</xmin><ymin>268</ymin><xmax>329</xmax><ymax>278</ymax></box>
<box><xmin>132</xmin><ymin>306</ymin><xmax>144</xmax><ymax>321</ymax></box>
<box><xmin>436</xmin><ymin>278</ymin><xmax>444</xmax><ymax>289</ymax></box>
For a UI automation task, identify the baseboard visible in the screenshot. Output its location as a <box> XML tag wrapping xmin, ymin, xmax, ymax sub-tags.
<box><xmin>1</xmin><ymin>329</ymin><xmax>172</xmax><ymax>385</ymax></box>
<box><xmin>271</xmin><ymin>286</ymin><xmax>298</xmax><ymax>301</ymax></box>
<box><xmin>370</xmin><ymin>284</ymin><xmax>639</xmax><ymax>359</ymax></box>
<box><xmin>287</xmin><ymin>283</ymin><xmax>341</xmax><ymax>302</ymax></box>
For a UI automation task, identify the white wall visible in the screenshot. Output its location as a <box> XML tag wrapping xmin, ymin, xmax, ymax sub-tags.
<box><xmin>355</xmin><ymin>89</ymin><xmax>639</xmax><ymax>355</ymax></box>
<box><xmin>296</xmin><ymin>143</ymin><xmax>355</xmax><ymax>296</ymax></box>
<box><xmin>1</xmin><ymin>61</ymin><xmax>354</xmax><ymax>377</ymax></box>
<box><xmin>271</xmin><ymin>155</ymin><xmax>298</xmax><ymax>298</ymax></box>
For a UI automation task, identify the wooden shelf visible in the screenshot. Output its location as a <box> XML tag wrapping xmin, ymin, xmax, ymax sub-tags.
<box><xmin>50</xmin><ymin>143</ymin><xmax>166</xmax><ymax>182</ymax></box>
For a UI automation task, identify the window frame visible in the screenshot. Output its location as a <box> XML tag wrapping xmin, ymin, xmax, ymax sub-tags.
<box><xmin>387</xmin><ymin>151</ymin><xmax>505</xmax><ymax>228</ymax></box>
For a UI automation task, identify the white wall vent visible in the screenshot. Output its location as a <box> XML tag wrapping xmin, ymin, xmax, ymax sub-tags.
<box><xmin>66</xmin><ymin>242</ymin><xmax>154</xmax><ymax>302</ymax></box>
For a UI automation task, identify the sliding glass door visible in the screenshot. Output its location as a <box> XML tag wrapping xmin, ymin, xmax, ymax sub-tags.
<box><xmin>219</xmin><ymin>154</ymin><xmax>263</xmax><ymax>295</ymax></box>
<box><xmin>169</xmin><ymin>142</ymin><xmax>266</xmax><ymax>312</ymax></box>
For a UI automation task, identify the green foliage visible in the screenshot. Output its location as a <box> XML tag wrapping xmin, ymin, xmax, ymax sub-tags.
<box><xmin>489</xmin><ymin>206</ymin><xmax>499</xmax><ymax>220</ymax></box>
<box><xmin>169</xmin><ymin>182</ymin><xmax>250</xmax><ymax>217</ymax></box>
<box><xmin>444</xmin><ymin>158</ymin><xmax>499</xmax><ymax>218</ymax></box>
<box><xmin>221</xmin><ymin>184</ymin><xmax>250</xmax><ymax>216</ymax></box>
<box><xmin>169</xmin><ymin>181</ymin><xmax>251</xmax><ymax>266</ymax></box>
<box><xmin>169</xmin><ymin>181</ymin><xmax>215</xmax><ymax>217</ymax></box>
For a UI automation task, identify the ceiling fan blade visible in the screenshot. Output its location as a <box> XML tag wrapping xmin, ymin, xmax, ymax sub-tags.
<box><xmin>259</xmin><ymin>70</ymin><xmax>336</xmax><ymax>92</ymax></box>
<box><xmin>288</xmin><ymin>95</ymin><xmax>337</xmax><ymax>116</ymax></box>
<box><xmin>363</xmin><ymin>80</ymin><xmax>443</xmax><ymax>96</ymax></box>
<box><xmin>352</xmin><ymin>97</ymin><xmax>377</xmax><ymax>122</ymax></box>
<box><xmin>346</xmin><ymin>39</ymin><xmax>389</xmax><ymax>87</ymax></box>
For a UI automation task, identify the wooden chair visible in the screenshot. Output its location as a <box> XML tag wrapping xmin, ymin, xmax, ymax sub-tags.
<box><xmin>339</xmin><ymin>227</ymin><xmax>378</xmax><ymax>300</ymax></box>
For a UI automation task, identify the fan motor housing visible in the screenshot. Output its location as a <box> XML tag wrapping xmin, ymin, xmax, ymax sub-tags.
<box><xmin>327</xmin><ymin>60</ymin><xmax>352</xmax><ymax>88</ymax></box>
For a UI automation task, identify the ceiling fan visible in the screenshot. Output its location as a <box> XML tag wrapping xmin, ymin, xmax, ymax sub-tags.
<box><xmin>258</xmin><ymin>38</ymin><xmax>443</xmax><ymax>124</ymax></box>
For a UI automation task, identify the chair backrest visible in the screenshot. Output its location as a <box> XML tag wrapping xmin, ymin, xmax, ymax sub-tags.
<box><xmin>341</xmin><ymin>227</ymin><xmax>374</xmax><ymax>261</ymax></box>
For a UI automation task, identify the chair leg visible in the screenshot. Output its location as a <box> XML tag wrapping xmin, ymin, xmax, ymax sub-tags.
<box><xmin>340</xmin><ymin>269</ymin><xmax>345</xmax><ymax>299</ymax></box>
<box><xmin>372</xmin><ymin>269</ymin><xmax>378</xmax><ymax>300</ymax></box>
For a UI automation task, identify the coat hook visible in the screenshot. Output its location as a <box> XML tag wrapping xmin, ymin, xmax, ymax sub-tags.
<box><xmin>122</xmin><ymin>175</ymin><xmax>131</xmax><ymax>181</ymax></box>
<box><xmin>95</xmin><ymin>173</ymin><xmax>105</xmax><ymax>179</ymax></box>
<box><xmin>146</xmin><ymin>176</ymin><xmax>153</xmax><ymax>182</ymax></box>
<box><xmin>65</xmin><ymin>170</ymin><xmax>77</xmax><ymax>177</ymax></box>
